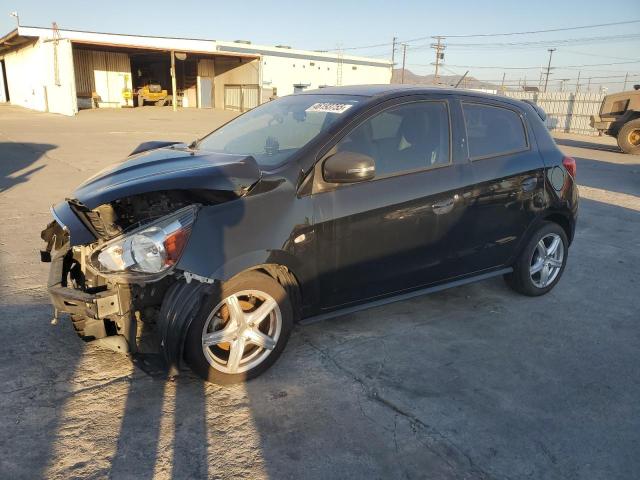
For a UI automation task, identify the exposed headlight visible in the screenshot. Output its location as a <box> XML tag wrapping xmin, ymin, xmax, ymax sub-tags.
<box><xmin>89</xmin><ymin>205</ymin><xmax>197</xmax><ymax>279</ymax></box>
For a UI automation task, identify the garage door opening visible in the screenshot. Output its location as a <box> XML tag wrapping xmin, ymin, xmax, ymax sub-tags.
<box><xmin>72</xmin><ymin>45</ymin><xmax>260</xmax><ymax>111</ymax></box>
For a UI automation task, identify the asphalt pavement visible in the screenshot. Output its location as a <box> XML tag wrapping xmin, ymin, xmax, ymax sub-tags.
<box><xmin>1</xmin><ymin>105</ymin><xmax>638</xmax><ymax>480</ymax></box>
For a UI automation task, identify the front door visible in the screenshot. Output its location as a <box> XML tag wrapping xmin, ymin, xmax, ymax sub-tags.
<box><xmin>312</xmin><ymin>98</ymin><xmax>468</xmax><ymax>309</ymax></box>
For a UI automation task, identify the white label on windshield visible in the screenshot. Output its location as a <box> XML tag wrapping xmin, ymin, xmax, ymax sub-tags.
<box><xmin>306</xmin><ymin>102</ymin><xmax>353</xmax><ymax>114</ymax></box>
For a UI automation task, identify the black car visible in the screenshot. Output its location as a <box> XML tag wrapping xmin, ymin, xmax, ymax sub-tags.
<box><xmin>41</xmin><ymin>85</ymin><xmax>578</xmax><ymax>384</ymax></box>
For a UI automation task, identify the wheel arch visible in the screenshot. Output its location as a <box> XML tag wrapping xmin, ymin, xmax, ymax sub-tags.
<box><xmin>543</xmin><ymin>212</ymin><xmax>574</xmax><ymax>244</ymax></box>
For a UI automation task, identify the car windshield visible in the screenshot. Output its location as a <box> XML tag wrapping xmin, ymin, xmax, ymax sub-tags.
<box><xmin>197</xmin><ymin>94</ymin><xmax>363</xmax><ymax>167</ymax></box>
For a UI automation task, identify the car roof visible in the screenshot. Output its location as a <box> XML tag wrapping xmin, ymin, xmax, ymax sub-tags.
<box><xmin>300</xmin><ymin>84</ymin><xmax>526</xmax><ymax>108</ymax></box>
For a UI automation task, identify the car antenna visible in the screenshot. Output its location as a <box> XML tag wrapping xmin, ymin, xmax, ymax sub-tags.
<box><xmin>455</xmin><ymin>71</ymin><xmax>469</xmax><ymax>88</ymax></box>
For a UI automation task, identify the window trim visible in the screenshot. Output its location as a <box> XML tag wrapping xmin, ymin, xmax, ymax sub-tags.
<box><xmin>315</xmin><ymin>99</ymin><xmax>453</xmax><ymax>188</ymax></box>
<box><xmin>461</xmin><ymin>101</ymin><xmax>530</xmax><ymax>162</ymax></box>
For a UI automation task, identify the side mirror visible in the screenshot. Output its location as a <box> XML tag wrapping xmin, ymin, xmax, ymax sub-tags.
<box><xmin>323</xmin><ymin>151</ymin><xmax>376</xmax><ymax>184</ymax></box>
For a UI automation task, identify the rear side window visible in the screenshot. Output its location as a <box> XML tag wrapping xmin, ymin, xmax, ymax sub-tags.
<box><xmin>462</xmin><ymin>103</ymin><xmax>528</xmax><ymax>159</ymax></box>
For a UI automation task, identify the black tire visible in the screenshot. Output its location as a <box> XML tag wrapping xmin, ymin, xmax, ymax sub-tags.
<box><xmin>617</xmin><ymin>119</ymin><xmax>640</xmax><ymax>155</ymax></box>
<box><xmin>504</xmin><ymin>222</ymin><xmax>569</xmax><ymax>296</ymax></box>
<box><xmin>184</xmin><ymin>271</ymin><xmax>293</xmax><ymax>385</ymax></box>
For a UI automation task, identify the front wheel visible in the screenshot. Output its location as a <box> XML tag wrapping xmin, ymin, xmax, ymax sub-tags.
<box><xmin>617</xmin><ymin>119</ymin><xmax>640</xmax><ymax>155</ymax></box>
<box><xmin>504</xmin><ymin>222</ymin><xmax>568</xmax><ymax>296</ymax></box>
<box><xmin>184</xmin><ymin>271</ymin><xmax>293</xmax><ymax>384</ymax></box>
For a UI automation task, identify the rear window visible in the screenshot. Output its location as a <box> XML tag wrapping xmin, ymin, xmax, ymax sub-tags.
<box><xmin>462</xmin><ymin>103</ymin><xmax>528</xmax><ymax>159</ymax></box>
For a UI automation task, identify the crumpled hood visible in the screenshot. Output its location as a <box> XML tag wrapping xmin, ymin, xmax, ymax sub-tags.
<box><xmin>72</xmin><ymin>146</ymin><xmax>262</xmax><ymax>209</ymax></box>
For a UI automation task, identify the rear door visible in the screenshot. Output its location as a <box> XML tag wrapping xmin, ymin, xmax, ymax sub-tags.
<box><xmin>312</xmin><ymin>96</ymin><xmax>471</xmax><ymax>309</ymax></box>
<box><xmin>457</xmin><ymin>99</ymin><xmax>545</xmax><ymax>272</ymax></box>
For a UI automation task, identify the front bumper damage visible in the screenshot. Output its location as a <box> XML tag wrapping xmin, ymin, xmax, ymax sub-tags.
<box><xmin>42</xmin><ymin>218</ymin><xmax>138</xmax><ymax>352</ymax></box>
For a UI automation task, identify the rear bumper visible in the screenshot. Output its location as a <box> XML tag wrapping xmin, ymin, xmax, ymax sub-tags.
<box><xmin>590</xmin><ymin>115</ymin><xmax>619</xmax><ymax>135</ymax></box>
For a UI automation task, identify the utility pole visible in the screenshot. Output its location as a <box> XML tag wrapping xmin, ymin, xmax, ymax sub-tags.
<box><xmin>170</xmin><ymin>50</ymin><xmax>177</xmax><ymax>112</ymax></box>
<box><xmin>575</xmin><ymin>71</ymin><xmax>581</xmax><ymax>93</ymax></box>
<box><xmin>52</xmin><ymin>22</ymin><xmax>61</xmax><ymax>86</ymax></box>
<box><xmin>587</xmin><ymin>77</ymin><xmax>592</xmax><ymax>92</ymax></box>
<box><xmin>543</xmin><ymin>48</ymin><xmax>556</xmax><ymax>93</ymax></box>
<box><xmin>431</xmin><ymin>36</ymin><xmax>445</xmax><ymax>84</ymax></box>
<box><xmin>623</xmin><ymin>72</ymin><xmax>629</xmax><ymax>91</ymax></box>
<box><xmin>500</xmin><ymin>72</ymin><xmax>506</xmax><ymax>92</ymax></box>
<box><xmin>391</xmin><ymin>36</ymin><xmax>397</xmax><ymax>66</ymax></box>
<box><xmin>401</xmin><ymin>43</ymin><xmax>407</xmax><ymax>84</ymax></box>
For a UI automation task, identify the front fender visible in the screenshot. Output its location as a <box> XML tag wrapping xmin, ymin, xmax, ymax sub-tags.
<box><xmin>176</xmin><ymin>180</ymin><xmax>312</xmax><ymax>283</ymax></box>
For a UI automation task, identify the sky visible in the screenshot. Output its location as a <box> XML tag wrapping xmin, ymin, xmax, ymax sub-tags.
<box><xmin>2</xmin><ymin>0</ymin><xmax>639</xmax><ymax>92</ymax></box>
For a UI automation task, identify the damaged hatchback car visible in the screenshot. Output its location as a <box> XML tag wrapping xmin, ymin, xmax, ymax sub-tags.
<box><xmin>41</xmin><ymin>85</ymin><xmax>578</xmax><ymax>384</ymax></box>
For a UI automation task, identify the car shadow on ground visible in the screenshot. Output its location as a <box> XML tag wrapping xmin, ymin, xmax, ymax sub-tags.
<box><xmin>0</xmin><ymin>142</ymin><xmax>55</xmax><ymax>193</ymax></box>
<box><xmin>554</xmin><ymin>137</ymin><xmax>622</xmax><ymax>154</ymax></box>
<box><xmin>2</xmin><ymin>131</ymin><xmax>639</xmax><ymax>478</ymax></box>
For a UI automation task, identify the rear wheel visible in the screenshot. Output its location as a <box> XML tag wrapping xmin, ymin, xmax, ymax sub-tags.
<box><xmin>184</xmin><ymin>271</ymin><xmax>293</xmax><ymax>384</ymax></box>
<box><xmin>504</xmin><ymin>222</ymin><xmax>568</xmax><ymax>296</ymax></box>
<box><xmin>617</xmin><ymin>119</ymin><xmax>640</xmax><ymax>155</ymax></box>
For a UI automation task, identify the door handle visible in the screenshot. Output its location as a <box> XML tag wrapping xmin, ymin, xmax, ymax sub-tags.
<box><xmin>521</xmin><ymin>177</ymin><xmax>538</xmax><ymax>192</ymax></box>
<box><xmin>432</xmin><ymin>195</ymin><xmax>458</xmax><ymax>214</ymax></box>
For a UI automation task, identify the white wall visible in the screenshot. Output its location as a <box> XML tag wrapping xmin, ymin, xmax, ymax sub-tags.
<box><xmin>3</xmin><ymin>41</ymin><xmax>47</xmax><ymax>112</ymax></box>
<box><xmin>261</xmin><ymin>54</ymin><xmax>391</xmax><ymax>97</ymax></box>
<box><xmin>40</xmin><ymin>39</ymin><xmax>77</xmax><ymax>115</ymax></box>
<box><xmin>3</xmin><ymin>38</ymin><xmax>77</xmax><ymax>115</ymax></box>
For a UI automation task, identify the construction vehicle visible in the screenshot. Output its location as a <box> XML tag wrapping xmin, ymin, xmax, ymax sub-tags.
<box><xmin>136</xmin><ymin>83</ymin><xmax>171</xmax><ymax>107</ymax></box>
<box><xmin>591</xmin><ymin>85</ymin><xmax>640</xmax><ymax>154</ymax></box>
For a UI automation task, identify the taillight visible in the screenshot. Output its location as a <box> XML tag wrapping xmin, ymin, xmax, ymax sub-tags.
<box><xmin>562</xmin><ymin>156</ymin><xmax>576</xmax><ymax>179</ymax></box>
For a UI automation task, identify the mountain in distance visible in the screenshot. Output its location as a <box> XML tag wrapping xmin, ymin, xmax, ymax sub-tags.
<box><xmin>391</xmin><ymin>68</ymin><xmax>505</xmax><ymax>91</ymax></box>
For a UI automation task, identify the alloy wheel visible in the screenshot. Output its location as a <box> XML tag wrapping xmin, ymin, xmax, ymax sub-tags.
<box><xmin>529</xmin><ymin>233</ymin><xmax>564</xmax><ymax>288</ymax></box>
<box><xmin>201</xmin><ymin>290</ymin><xmax>282</xmax><ymax>374</ymax></box>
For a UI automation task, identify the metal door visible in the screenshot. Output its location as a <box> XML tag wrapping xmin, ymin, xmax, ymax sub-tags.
<box><xmin>200</xmin><ymin>77</ymin><xmax>213</xmax><ymax>108</ymax></box>
<box><xmin>224</xmin><ymin>84</ymin><xmax>259</xmax><ymax>112</ymax></box>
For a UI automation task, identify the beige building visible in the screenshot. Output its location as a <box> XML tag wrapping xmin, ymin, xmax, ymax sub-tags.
<box><xmin>0</xmin><ymin>26</ymin><xmax>392</xmax><ymax>116</ymax></box>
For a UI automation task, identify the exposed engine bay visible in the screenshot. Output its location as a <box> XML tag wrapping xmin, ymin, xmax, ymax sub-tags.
<box><xmin>42</xmin><ymin>189</ymin><xmax>238</xmax><ymax>355</ymax></box>
<box><xmin>72</xmin><ymin>189</ymin><xmax>235</xmax><ymax>241</ymax></box>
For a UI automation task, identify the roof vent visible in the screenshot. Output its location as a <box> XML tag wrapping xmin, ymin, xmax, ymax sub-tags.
<box><xmin>234</xmin><ymin>40</ymin><xmax>251</xmax><ymax>44</ymax></box>
<box><xmin>275</xmin><ymin>45</ymin><xmax>292</xmax><ymax>49</ymax></box>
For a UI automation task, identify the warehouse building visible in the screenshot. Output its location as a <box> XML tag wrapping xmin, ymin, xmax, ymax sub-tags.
<box><xmin>0</xmin><ymin>26</ymin><xmax>392</xmax><ymax>116</ymax></box>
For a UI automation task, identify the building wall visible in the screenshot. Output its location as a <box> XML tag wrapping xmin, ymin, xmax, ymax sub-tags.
<box><xmin>261</xmin><ymin>54</ymin><xmax>391</xmax><ymax>97</ymax></box>
<box><xmin>3</xmin><ymin>41</ymin><xmax>47</xmax><ymax>111</ymax></box>
<box><xmin>2</xmin><ymin>38</ymin><xmax>77</xmax><ymax>115</ymax></box>
<box><xmin>41</xmin><ymin>39</ymin><xmax>77</xmax><ymax>115</ymax></box>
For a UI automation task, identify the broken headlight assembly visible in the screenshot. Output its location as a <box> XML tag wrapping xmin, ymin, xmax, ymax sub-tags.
<box><xmin>88</xmin><ymin>205</ymin><xmax>198</xmax><ymax>280</ymax></box>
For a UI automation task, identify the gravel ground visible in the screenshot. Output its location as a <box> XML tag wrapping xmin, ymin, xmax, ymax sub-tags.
<box><xmin>1</xmin><ymin>105</ymin><xmax>639</xmax><ymax>480</ymax></box>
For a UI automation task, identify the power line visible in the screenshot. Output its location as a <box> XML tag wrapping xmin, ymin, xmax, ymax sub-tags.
<box><xmin>400</xmin><ymin>19</ymin><xmax>640</xmax><ymax>43</ymax></box>
<box><xmin>560</xmin><ymin>49</ymin><xmax>640</xmax><ymax>61</ymax></box>
<box><xmin>407</xmin><ymin>34</ymin><xmax>640</xmax><ymax>50</ymax></box>
<box><xmin>323</xmin><ymin>20</ymin><xmax>640</xmax><ymax>52</ymax></box>
<box><xmin>414</xmin><ymin>60</ymin><xmax>640</xmax><ymax>70</ymax></box>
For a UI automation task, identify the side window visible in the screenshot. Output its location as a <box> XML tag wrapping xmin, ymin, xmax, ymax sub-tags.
<box><xmin>462</xmin><ymin>103</ymin><xmax>528</xmax><ymax>159</ymax></box>
<box><xmin>334</xmin><ymin>101</ymin><xmax>450</xmax><ymax>177</ymax></box>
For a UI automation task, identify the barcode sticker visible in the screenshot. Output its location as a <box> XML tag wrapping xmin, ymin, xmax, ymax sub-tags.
<box><xmin>306</xmin><ymin>103</ymin><xmax>353</xmax><ymax>114</ymax></box>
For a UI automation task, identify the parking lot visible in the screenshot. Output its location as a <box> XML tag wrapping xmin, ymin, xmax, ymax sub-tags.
<box><xmin>1</xmin><ymin>104</ymin><xmax>638</xmax><ymax>480</ymax></box>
